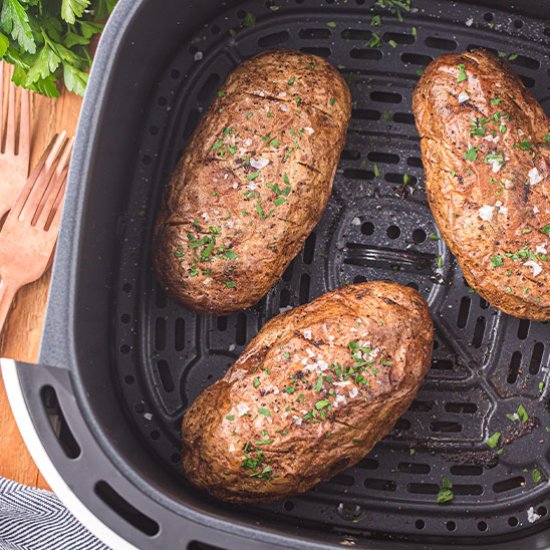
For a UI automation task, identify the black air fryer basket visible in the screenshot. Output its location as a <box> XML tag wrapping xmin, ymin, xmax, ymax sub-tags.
<box><xmin>7</xmin><ymin>0</ymin><xmax>550</xmax><ymax>547</ymax></box>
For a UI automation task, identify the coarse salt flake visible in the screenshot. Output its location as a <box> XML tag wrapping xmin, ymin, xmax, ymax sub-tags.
<box><xmin>349</xmin><ymin>387</ymin><xmax>359</xmax><ymax>399</ymax></box>
<box><xmin>304</xmin><ymin>330</ymin><xmax>312</xmax><ymax>340</ymax></box>
<box><xmin>351</xmin><ymin>217</ymin><xmax>361</xmax><ymax>226</ymax></box>
<box><xmin>536</xmin><ymin>244</ymin><xmax>547</xmax><ymax>255</ymax></box>
<box><xmin>524</xmin><ymin>260</ymin><xmax>542</xmax><ymax>277</ymax></box>
<box><xmin>478</xmin><ymin>205</ymin><xmax>494</xmax><ymax>221</ymax></box>
<box><xmin>236</xmin><ymin>403</ymin><xmax>250</xmax><ymax>417</ymax></box>
<box><xmin>528</xmin><ymin>167</ymin><xmax>543</xmax><ymax>185</ymax></box>
<box><xmin>457</xmin><ymin>91</ymin><xmax>469</xmax><ymax>103</ymax></box>
<box><xmin>528</xmin><ymin>507</ymin><xmax>541</xmax><ymax>523</ymax></box>
<box><xmin>250</xmin><ymin>158</ymin><xmax>270</xmax><ymax>170</ymax></box>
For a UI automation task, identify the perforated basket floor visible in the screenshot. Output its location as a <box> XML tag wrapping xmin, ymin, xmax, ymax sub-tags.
<box><xmin>115</xmin><ymin>0</ymin><xmax>550</xmax><ymax>543</ymax></box>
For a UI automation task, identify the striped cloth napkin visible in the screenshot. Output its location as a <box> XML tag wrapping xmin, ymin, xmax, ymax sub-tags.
<box><xmin>0</xmin><ymin>478</ymin><xmax>107</xmax><ymax>550</ymax></box>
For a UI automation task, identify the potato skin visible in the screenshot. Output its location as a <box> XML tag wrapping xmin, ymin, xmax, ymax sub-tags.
<box><xmin>181</xmin><ymin>282</ymin><xmax>433</xmax><ymax>504</ymax></box>
<box><xmin>153</xmin><ymin>50</ymin><xmax>351</xmax><ymax>315</ymax></box>
<box><xmin>413</xmin><ymin>50</ymin><xmax>550</xmax><ymax>320</ymax></box>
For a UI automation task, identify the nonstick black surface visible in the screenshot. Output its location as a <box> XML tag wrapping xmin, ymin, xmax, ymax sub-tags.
<box><xmin>114</xmin><ymin>0</ymin><xmax>550</xmax><ymax>542</ymax></box>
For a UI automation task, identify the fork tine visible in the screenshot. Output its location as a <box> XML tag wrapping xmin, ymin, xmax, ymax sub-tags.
<box><xmin>10</xmin><ymin>132</ymin><xmax>67</xmax><ymax>220</ymax></box>
<box><xmin>45</xmin><ymin>175</ymin><xmax>67</xmax><ymax>232</ymax></box>
<box><xmin>34</xmin><ymin>138</ymin><xmax>73</xmax><ymax>228</ymax></box>
<box><xmin>5</xmin><ymin>67</ymin><xmax>16</xmax><ymax>154</ymax></box>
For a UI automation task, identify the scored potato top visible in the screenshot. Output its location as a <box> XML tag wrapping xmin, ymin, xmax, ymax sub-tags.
<box><xmin>413</xmin><ymin>50</ymin><xmax>549</xmax><ymax>320</ymax></box>
<box><xmin>182</xmin><ymin>282</ymin><xmax>433</xmax><ymax>503</ymax></box>
<box><xmin>153</xmin><ymin>50</ymin><xmax>351</xmax><ymax>314</ymax></box>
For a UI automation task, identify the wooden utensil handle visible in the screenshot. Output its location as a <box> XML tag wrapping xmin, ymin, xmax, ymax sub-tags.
<box><xmin>0</xmin><ymin>278</ymin><xmax>18</xmax><ymax>335</ymax></box>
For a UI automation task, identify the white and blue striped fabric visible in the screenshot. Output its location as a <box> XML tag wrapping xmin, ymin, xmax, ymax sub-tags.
<box><xmin>0</xmin><ymin>478</ymin><xmax>107</xmax><ymax>550</ymax></box>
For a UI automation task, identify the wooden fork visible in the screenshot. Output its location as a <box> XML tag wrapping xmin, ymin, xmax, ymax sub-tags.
<box><xmin>0</xmin><ymin>132</ymin><xmax>72</xmax><ymax>333</ymax></box>
<box><xmin>0</xmin><ymin>64</ymin><xmax>31</xmax><ymax>223</ymax></box>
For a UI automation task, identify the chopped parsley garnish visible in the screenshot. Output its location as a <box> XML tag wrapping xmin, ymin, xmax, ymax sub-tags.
<box><xmin>533</xmin><ymin>469</ymin><xmax>542</xmax><ymax>484</ymax></box>
<box><xmin>542</xmin><ymin>225</ymin><xmax>550</xmax><ymax>235</ymax></box>
<box><xmin>436</xmin><ymin>477</ymin><xmax>454</xmax><ymax>504</ymax></box>
<box><xmin>457</xmin><ymin>64</ymin><xmax>467</xmax><ymax>82</ymax></box>
<box><xmin>326</xmin><ymin>21</ymin><xmax>337</xmax><ymax>28</ymax></box>
<box><xmin>490</xmin><ymin>98</ymin><xmax>502</xmax><ymax>105</ymax></box>
<box><xmin>517</xmin><ymin>404</ymin><xmax>528</xmax><ymax>423</ymax></box>
<box><xmin>464</xmin><ymin>147</ymin><xmax>478</xmax><ymax>161</ymax></box>
<box><xmin>226</xmin><ymin>415</ymin><xmax>235</xmax><ymax>421</ymax></box>
<box><xmin>288</xmin><ymin>76</ymin><xmax>296</xmax><ymax>85</ymax></box>
<box><xmin>224</xmin><ymin>281</ymin><xmax>237</xmax><ymax>288</ymax></box>
<box><xmin>247</xmin><ymin>171</ymin><xmax>260</xmax><ymax>180</ymax></box>
<box><xmin>330</xmin><ymin>97</ymin><xmax>337</xmax><ymax>106</ymax></box>
<box><xmin>428</xmin><ymin>232</ymin><xmax>439</xmax><ymax>241</ymax></box>
<box><xmin>243</xmin><ymin>12</ymin><xmax>256</xmax><ymax>28</ymax></box>
<box><xmin>516</xmin><ymin>139</ymin><xmax>533</xmax><ymax>150</ymax></box>
<box><xmin>253</xmin><ymin>377</ymin><xmax>260</xmax><ymax>388</ymax></box>
<box><xmin>491</xmin><ymin>255</ymin><xmax>504</xmax><ymax>267</ymax></box>
<box><xmin>370</xmin><ymin>15</ymin><xmax>382</xmax><ymax>26</ymax></box>
<box><xmin>315</xmin><ymin>399</ymin><xmax>330</xmax><ymax>410</ymax></box>
<box><xmin>367</xmin><ymin>32</ymin><xmax>381</xmax><ymax>47</ymax></box>
<box><xmin>373</xmin><ymin>163</ymin><xmax>381</xmax><ymax>177</ymax></box>
<box><xmin>388</xmin><ymin>39</ymin><xmax>397</xmax><ymax>48</ymax></box>
<box><xmin>485</xmin><ymin>432</ymin><xmax>501</xmax><ymax>449</ymax></box>
<box><xmin>258</xmin><ymin>407</ymin><xmax>270</xmax><ymax>417</ymax></box>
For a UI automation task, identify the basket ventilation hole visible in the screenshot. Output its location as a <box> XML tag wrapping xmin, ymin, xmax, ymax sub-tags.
<box><xmin>364</xmin><ymin>478</ymin><xmax>396</xmax><ymax>491</ymax></box>
<box><xmin>446</xmin><ymin>521</ymin><xmax>456</xmax><ymax>532</ymax></box>
<box><xmin>236</xmin><ymin>313</ymin><xmax>247</xmax><ymax>345</ymax></box>
<box><xmin>188</xmin><ymin>543</ymin><xmax>224</xmax><ymax>550</ymax></box>
<box><xmin>171</xmin><ymin>453</ymin><xmax>181</xmax><ymax>464</ymax></box>
<box><xmin>484</xmin><ymin>12</ymin><xmax>494</xmax><ymax>22</ymax></box>
<box><xmin>529</xmin><ymin>342</ymin><xmax>544</xmax><ymax>375</ymax></box>
<box><xmin>472</xmin><ymin>316</ymin><xmax>486</xmax><ymax>348</ymax></box>
<box><xmin>175</xmin><ymin>318</ymin><xmax>186</xmax><ymax>351</ymax></box>
<box><xmin>478</xmin><ymin>521</ymin><xmax>488</xmax><ymax>531</ymax></box>
<box><xmin>284</xmin><ymin>501</ymin><xmax>295</xmax><ymax>511</ymax></box>
<box><xmin>124</xmin><ymin>375</ymin><xmax>134</xmax><ymax>385</ymax></box>
<box><xmin>401</xmin><ymin>52</ymin><xmax>433</xmax><ymax>66</ymax></box>
<box><xmin>300</xmin><ymin>28</ymin><xmax>331</xmax><ymax>39</ymax></box>
<box><xmin>457</xmin><ymin>296</ymin><xmax>471</xmax><ymax>328</ymax></box>
<box><xmin>150</xmin><ymin>430</ymin><xmax>161</xmax><ymax>440</ymax></box>
<box><xmin>300</xmin><ymin>46</ymin><xmax>331</xmax><ymax>58</ymax></box>
<box><xmin>368</xmin><ymin>151</ymin><xmax>399</xmax><ymax>164</ymax></box>
<box><xmin>197</xmin><ymin>73</ymin><xmax>221</xmax><ymax>102</ymax></box>
<box><xmin>517</xmin><ymin>319</ymin><xmax>530</xmax><ymax>340</ymax></box>
<box><xmin>303</xmin><ymin>232</ymin><xmax>316</xmax><ymax>264</ymax></box>
<box><xmin>299</xmin><ymin>273</ymin><xmax>311</xmax><ymax>304</ymax></box>
<box><xmin>362</xmin><ymin>222</ymin><xmax>375</xmax><ymax>236</ymax></box>
<box><xmin>120</xmin><ymin>344</ymin><xmax>130</xmax><ymax>354</ymax></box>
<box><xmin>279</xmin><ymin>287</ymin><xmax>291</xmax><ymax>308</ymax></box>
<box><xmin>412</xmin><ymin>228</ymin><xmax>426</xmax><ymax>244</ymax></box>
<box><xmin>121</xmin><ymin>314</ymin><xmax>131</xmax><ymax>324</ymax></box>
<box><xmin>387</xmin><ymin>225</ymin><xmax>400</xmax><ymax>239</ymax></box>
<box><xmin>95</xmin><ymin>481</ymin><xmax>159</xmax><ymax>536</ymax></box>
<box><xmin>41</xmin><ymin>385</ymin><xmax>81</xmax><ymax>459</ymax></box>
<box><xmin>383</xmin><ymin>31</ymin><xmax>415</xmax><ymax>45</ymax></box>
<box><xmin>217</xmin><ymin>316</ymin><xmax>228</xmax><ymax>332</ymax></box>
<box><xmin>142</xmin><ymin>155</ymin><xmax>151</xmax><ymax>165</ymax></box>
<box><xmin>415</xmin><ymin>520</ymin><xmax>425</xmax><ymax>530</ymax></box>
<box><xmin>122</xmin><ymin>283</ymin><xmax>132</xmax><ymax>293</ymax></box>
<box><xmin>155</xmin><ymin>283</ymin><xmax>167</xmax><ymax>308</ymax></box>
<box><xmin>350</xmin><ymin>48</ymin><xmax>383</xmax><ymax>61</ymax></box>
<box><xmin>155</xmin><ymin>318</ymin><xmax>166</xmax><ymax>350</ymax></box>
<box><xmin>507</xmin><ymin>351</ymin><xmax>523</xmax><ymax>384</ymax></box>
<box><xmin>538</xmin><ymin>506</ymin><xmax>548</xmax><ymax>517</ymax></box>
<box><xmin>508</xmin><ymin>517</ymin><xmax>519</xmax><ymax>527</ymax></box>
<box><xmin>514</xmin><ymin>19</ymin><xmax>524</xmax><ymax>29</ymax></box>
<box><xmin>493</xmin><ymin>476</ymin><xmax>525</xmax><ymax>493</ymax></box>
<box><xmin>354</xmin><ymin>275</ymin><xmax>367</xmax><ymax>283</ymax></box>
<box><xmin>424</xmin><ymin>36</ymin><xmax>457</xmax><ymax>51</ymax></box>
<box><xmin>158</xmin><ymin>360</ymin><xmax>175</xmax><ymax>392</ymax></box>
<box><xmin>258</xmin><ymin>30</ymin><xmax>290</xmax><ymax>47</ymax></box>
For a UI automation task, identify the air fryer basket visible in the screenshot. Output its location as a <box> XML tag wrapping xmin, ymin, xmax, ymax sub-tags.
<box><xmin>9</xmin><ymin>0</ymin><xmax>550</xmax><ymax>548</ymax></box>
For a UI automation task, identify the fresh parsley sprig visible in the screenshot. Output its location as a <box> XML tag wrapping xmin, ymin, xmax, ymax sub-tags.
<box><xmin>0</xmin><ymin>0</ymin><xmax>118</xmax><ymax>97</ymax></box>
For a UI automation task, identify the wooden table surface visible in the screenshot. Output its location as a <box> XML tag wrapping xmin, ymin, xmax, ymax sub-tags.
<box><xmin>0</xmin><ymin>87</ymin><xmax>82</xmax><ymax>490</ymax></box>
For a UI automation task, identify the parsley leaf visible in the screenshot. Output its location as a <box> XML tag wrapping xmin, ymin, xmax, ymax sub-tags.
<box><xmin>436</xmin><ymin>477</ymin><xmax>454</xmax><ymax>504</ymax></box>
<box><xmin>0</xmin><ymin>0</ymin><xmax>117</xmax><ymax>96</ymax></box>
<box><xmin>485</xmin><ymin>432</ymin><xmax>501</xmax><ymax>449</ymax></box>
<box><xmin>457</xmin><ymin>63</ymin><xmax>467</xmax><ymax>82</ymax></box>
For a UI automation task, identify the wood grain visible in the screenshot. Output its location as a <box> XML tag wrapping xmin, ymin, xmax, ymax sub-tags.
<box><xmin>0</xmin><ymin>86</ymin><xmax>82</xmax><ymax>490</ymax></box>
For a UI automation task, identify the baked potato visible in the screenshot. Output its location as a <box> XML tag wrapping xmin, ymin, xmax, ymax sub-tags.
<box><xmin>153</xmin><ymin>50</ymin><xmax>351</xmax><ymax>315</ymax></box>
<box><xmin>181</xmin><ymin>282</ymin><xmax>433</xmax><ymax>504</ymax></box>
<box><xmin>413</xmin><ymin>50</ymin><xmax>549</xmax><ymax>320</ymax></box>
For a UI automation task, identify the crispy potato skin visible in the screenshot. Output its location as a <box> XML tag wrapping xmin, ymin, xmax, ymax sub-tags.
<box><xmin>153</xmin><ymin>50</ymin><xmax>351</xmax><ymax>315</ymax></box>
<box><xmin>413</xmin><ymin>50</ymin><xmax>549</xmax><ymax>320</ymax></box>
<box><xmin>182</xmin><ymin>282</ymin><xmax>433</xmax><ymax>504</ymax></box>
